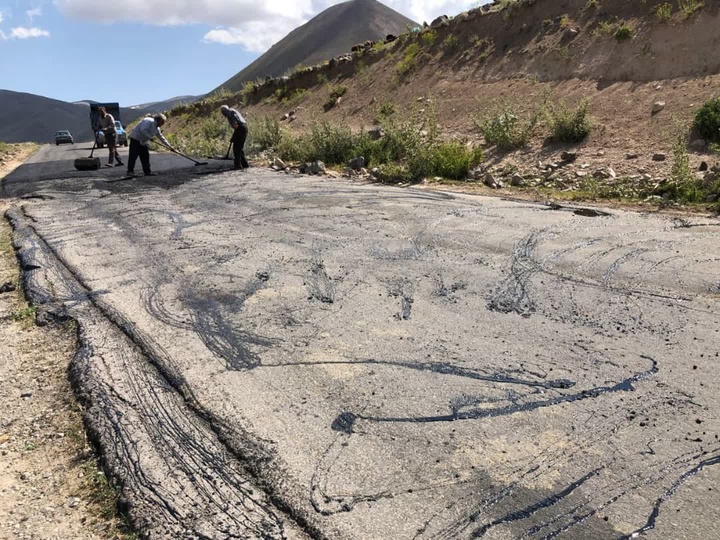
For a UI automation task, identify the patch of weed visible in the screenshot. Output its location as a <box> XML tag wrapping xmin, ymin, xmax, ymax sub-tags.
<box><xmin>546</xmin><ymin>100</ymin><xmax>591</xmax><ymax>142</ymax></box>
<box><xmin>396</xmin><ymin>43</ymin><xmax>421</xmax><ymax>79</ymax></box>
<box><xmin>655</xmin><ymin>2</ymin><xmax>673</xmax><ymax>21</ymax></box>
<box><xmin>679</xmin><ymin>0</ymin><xmax>703</xmax><ymax>18</ymax></box>
<box><xmin>324</xmin><ymin>85</ymin><xmax>348</xmax><ymax>110</ymax></box>
<box><xmin>476</xmin><ymin>105</ymin><xmax>541</xmax><ymax>151</ymax></box>
<box><xmin>11</xmin><ymin>306</ymin><xmax>37</xmax><ymax>323</ymax></box>
<box><xmin>693</xmin><ymin>97</ymin><xmax>720</xmax><ymax>143</ymax></box>
<box><xmin>420</xmin><ymin>30</ymin><xmax>437</xmax><ymax>47</ymax></box>
<box><xmin>442</xmin><ymin>34</ymin><xmax>459</xmax><ymax>50</ymax></box>
<box><xmin>594</xmin><ymin>20</ymin><xmax>614</xmax><ymax>35</ymax></box>
<box><xmin>614</xmin><ymin>23</ymin><xmax>633</xmax><ymax>40</ymax></box>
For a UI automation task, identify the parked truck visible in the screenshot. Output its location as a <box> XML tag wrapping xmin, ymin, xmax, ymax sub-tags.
<box><xmin>89</xmin><ymin>103</ymin><xmax>128</xmax><ymax>148</ymax></box>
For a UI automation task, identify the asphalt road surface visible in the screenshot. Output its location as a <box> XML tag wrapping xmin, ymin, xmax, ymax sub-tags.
<box><xmin>3</xmin><ymin>145</ymin><xmax>720</xmax><ymax>540</ymax></box>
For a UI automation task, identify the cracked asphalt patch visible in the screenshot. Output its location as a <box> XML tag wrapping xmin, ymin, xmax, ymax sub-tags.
<box><xmin>3</xmin><ymin>146</ymin><xmax>720</xmax><ymax>539</ymax></box>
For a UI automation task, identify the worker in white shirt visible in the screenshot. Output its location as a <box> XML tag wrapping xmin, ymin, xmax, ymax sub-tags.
<box><xmin>127</xmin><ymin>114</ymin><xmax>174</xmax><ymax>177</ymax></box>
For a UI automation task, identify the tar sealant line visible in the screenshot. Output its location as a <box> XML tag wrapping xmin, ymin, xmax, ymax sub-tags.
<box><xmin>330</xmin><ymin>356</ymin><xmax>658</xmax><ymax>432</ymax></box>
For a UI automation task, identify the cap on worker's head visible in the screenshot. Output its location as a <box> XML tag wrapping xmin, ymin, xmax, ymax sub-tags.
<box><xmin>154</xmin><ymin>113</ymin><xmax>167</xmax><ymax>123</ymax></box>
<box><xmin>220</xmin><ymin>105</ymin><xmax>229</xmax><ymax>113</ymax></box>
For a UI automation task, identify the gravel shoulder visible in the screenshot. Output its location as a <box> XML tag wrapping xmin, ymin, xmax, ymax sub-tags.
<box><xmin>0</xmin><ymin>151</ymin><xmax>135</xmax><ymax>540</ymax></box>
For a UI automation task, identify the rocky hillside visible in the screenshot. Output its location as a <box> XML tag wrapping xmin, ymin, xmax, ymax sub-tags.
<box><xmin>169</xmin><ymin>0</ymin><xmax>720</xmax><ymax>208</ymax></box>
<box><xmin>214</xmin><ymin>0</ymin><xmax>417</xmax><ymax>93</ymax></box>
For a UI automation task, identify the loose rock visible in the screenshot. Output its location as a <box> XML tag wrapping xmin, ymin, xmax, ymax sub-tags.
<box><xmin>347</xmin><ymin>156</ymin><xmax>366</xmax><ymax>171</ymax></box>
<box><xmin>0</xmin><ymin>281</ymin><xmax>15</xmax><ymax>294</ymax></box>
<box><xmin>652</xmin><ymin>153</ymin><xmax>667</xmax><ymax>162</ymax></box>
<box><xmin>561</xmin><ymin>151</ymin><xmax>578</xmax><ymax>162</ymax></box>
<box><xmin>651</xmin><ymin>101</ymin><xmax>666</xmax><ymax>114</ymax></box>
<box><xmin>367</xmin><ymin>127</ymin><xmax>385</xmax><ymax>140</ymax></box>
<box><xmin>690</xmin><ymin>139</ymin><xmax>707</xmax><ymax>151</ymax></box>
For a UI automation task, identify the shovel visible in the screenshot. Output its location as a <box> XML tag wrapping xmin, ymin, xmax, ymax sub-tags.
<box><xmin>155</xmin><ymin>140</ymin><xmax>208</xmax><ymax>166</ymax></box>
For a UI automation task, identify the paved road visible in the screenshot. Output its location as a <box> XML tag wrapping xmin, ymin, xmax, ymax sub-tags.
<box><xmin>3</xmin><ymin>149</ymin><xmax>720</xmax><ymax>539</ymax></box>
<box><xmin>2</xmin><ymin>142</ymin><xmax>228</xmax><ymax>197</ymax></box>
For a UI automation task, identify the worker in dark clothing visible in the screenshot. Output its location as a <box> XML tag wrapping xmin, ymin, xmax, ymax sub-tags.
<box><xmin>220</xmin><ymin>104</ymin><xmax>250</xmax><ymax>170</ymax></box>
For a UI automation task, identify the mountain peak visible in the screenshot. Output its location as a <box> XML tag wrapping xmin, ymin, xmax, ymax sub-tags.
<box><xmin>215</xmin><ymin>0</ymin><xmax>416</xmax><ymax>93</ymax></box>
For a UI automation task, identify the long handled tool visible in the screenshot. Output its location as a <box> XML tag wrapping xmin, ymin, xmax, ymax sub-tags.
<box><xmin>155</xmin><ymin>140</ymin><xmax>208</xmax><ymax>166</ymax></box>
<box><xmin>207</xmin><ymin>141</ymin><xmax>233</xmax><ymax>161</ymax></box>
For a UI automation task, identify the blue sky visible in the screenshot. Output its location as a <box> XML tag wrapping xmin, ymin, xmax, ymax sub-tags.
<box><xmin>0</xmin><ymin>0</ymin><xmax>480</xmax><ymax>106</ymax></box>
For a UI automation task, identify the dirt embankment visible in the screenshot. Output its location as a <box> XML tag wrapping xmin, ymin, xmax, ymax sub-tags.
<box><xmin>167</xmin><ymin>0</ymin><xmax>720</xmax><ymax>196</ymax></box>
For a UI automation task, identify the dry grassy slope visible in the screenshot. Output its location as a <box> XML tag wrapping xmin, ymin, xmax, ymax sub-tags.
<box><xmin>169</xmin><ymin>0</ymin><xmax>720</xmax><ymax>179</ymax></box>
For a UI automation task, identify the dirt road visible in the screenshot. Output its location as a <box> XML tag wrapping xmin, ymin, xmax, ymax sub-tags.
<box><xmin>3</xmin><ymin>152</ymin><xmax>720</xmax><ymax>539</ymax></box>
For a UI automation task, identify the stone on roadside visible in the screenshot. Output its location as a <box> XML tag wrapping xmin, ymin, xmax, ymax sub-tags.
<box><xmin>561</xmin><ymin>151</ymin><xmax>578</xmax><ymax>162</ymax></box>
<box><xmin>652</xmin><ymin>153</ymin><xmax>667</xmax><ymax>162</ymax></box>
<box><xmin>626</xmin><ymin>152</ymin><xmax>639</xmax><ymax>160</ymax></box>
<box><xmin>706</xmin><ymin>194</ymin><xmax>719</xmax><ymax>203</ymax></box>
<box><xmin>308</xmin><ymin>161</ymin><xmax>326</xmax><ymax>175</ymax></box>
<box><xmin>510</xmin><ymin>173</ymin><xmax>525</xmax><ymax>186</ymax></box>
<box><xmin>347</xmin><ymin>156</ymin><xmax>366</xmax><ymax>170</ymax></box>
<box><xmin>0</xmin><ymin>281</ymin><xmax>15</xmax><ymax>294</ymax></box>
<box><xmin>651</xmin><ymin>101</ymin><xmax>666</xmax><ymax>114</ymax></box>
<box><xmin>484</xmin><ymin>173</ymin><xmax>500</xmax><ymax>188</ymax></box>
<box><xmin>271</xmin><ymin>157</ymin><xmax>286</xmax><ymax>170</ymax></box>
<box><xmin>367</xmin><ymin>127</ymin><xmax>385</xmax><ymax>140</ymax></box>
<box><xmin>699</xmin><ymin>161</ymin><xmax>708</xmax><ymax>172</ymax></box>
<box><xmin>690</xmin><ymin>139</ymin><xmax>707</xmax><ymax>151</ymax></box>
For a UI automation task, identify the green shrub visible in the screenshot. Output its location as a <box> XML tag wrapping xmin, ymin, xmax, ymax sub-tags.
<box><xmin>477</xmin><ymin>107</ymin><xmax>539</xmax><ymax>150</ymax></box>
<box><xmin>655</xmin><ymin>2</ymin><xmax>673</xmax><ymax>21</ymax></box>
<box><xmin>268</xmin><ymin>110</ymin><xmax>483</xmax><ymax>182</ymax></box>
<box><xmin>376</xmin><ymin>163</ymin><xmax>412</xmax><ymax>183</ymax></box>
<box><xmin>429</xmin><ymin>143</ymin><xmax>484</xmax><ymax>179</ymax></box>
<box><xmin>396</xmin><ymin>43</ymin><xmax>420</xmax><ymax>78</ymax></box>
<box><xmin>250</xmin><ymin>117</ymin><xmax>283</xmax><ymax>151</ymax></box>
<box><xmin>378</xmin><ymin>100</ymin><xmax>396</xmax><ymax>120</ymax></box>
<box><xmin>594</xmin><ymin>21</ymin><xmax>613</xmax><ymax>35</ymax></box>
<box><xmin>693</xmin><ymin>98</ymin><xmax>720</xmax><ymax>143</ymax></box>
<box><xmin>546</xmin><ymin>100</ymin><xmax>591</xmax><ymax>143</ymax></box>
<box><xmin>442</xmin><ymin>34</ymin><xmax>459</xmax><ymax>50</ymax></box>
<box><xmin>614</xmin><ymin>24</ymin><xmax>633</xmax><ymax>40</ymax></box>
<box><xmin>275</xmin><ymin>134</ymin><xmax>305</xmax><ymax>162</ymax></box>
<box><xmin>324</xmin><ymin>85</ymin><xmax>348</xmax><ymax>110</ymax></box>
<box><xmin>651</xmin><ymin>120</ymin><xmax>714</xmax><ymax>204</ymax></box>
<box><xmin>420</xmin><ymin>30</ymin><xmax>437</xmax><ymax>47</ymax></box>
<box><xmin>304</xmin><ymin>121</ymin><xmax>358</xmax><ymax>164</ymax></box>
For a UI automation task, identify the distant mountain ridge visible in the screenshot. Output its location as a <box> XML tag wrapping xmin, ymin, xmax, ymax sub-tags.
<box><xmin>215</xmin><ymin>0</ymin><xmax>417</xmax><ymax>93</ymax></box>
<box><xmin>0</xmin><ymin>91</ymin><xmax>199</xmax><ymax>144</ymax></box>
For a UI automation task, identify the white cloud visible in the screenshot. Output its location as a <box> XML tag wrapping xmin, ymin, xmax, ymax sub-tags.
<box><xmin>26</xmin><ymin>7</ymin><xmax>43</xmax><ymax>22</ymax></box>
<box><xmin>204</xmin><ymin>20</ymin><xmax>302</xmax><ymax>52</ymax></box>
<box><xmin>55</xmin><ymin>0</ymin><xmax>486</xmax><ymax>52</ymax></box>
<box><xmin>9</xmin><ymin>26</ymin><xmax>50</xmax><ymax>38</ymax></box>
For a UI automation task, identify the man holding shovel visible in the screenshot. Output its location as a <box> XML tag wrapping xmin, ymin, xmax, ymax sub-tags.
<box><xmin>126</xmin><ymin>114</ymin><xmax>175</xmax><ymax>177</ymax></box>
<box><xmin>220</xmin><ymin>104</ymin><xmax>250</xmax><ymax>170</ymax></box>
